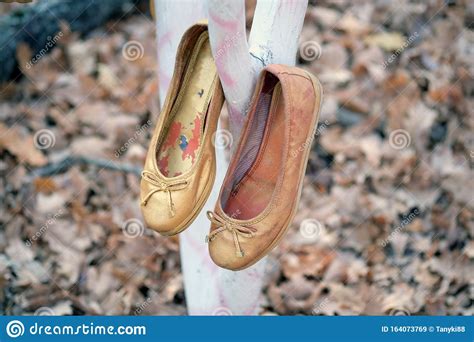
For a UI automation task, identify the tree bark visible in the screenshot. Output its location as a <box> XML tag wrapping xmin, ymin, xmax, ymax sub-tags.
<box><xmin>0</xmin><ymin>0</ymin><xmax>144</xmax><ymax>83</ymax></box>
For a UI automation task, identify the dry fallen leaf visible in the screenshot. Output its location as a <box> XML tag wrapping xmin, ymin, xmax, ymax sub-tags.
<box><xmin>1</xmin><ymin>1</ymin><xmax>471</xmax><ymax>317</ymax></box>
<box><xmin>364</xmin><ymin>32</ymin><xmax>407</xmax><ymax>51</ymax></box>
<box><xmin>0</xmin><ymin>123</ymin><xmax>47</xmax><ymax>166</ymax></box>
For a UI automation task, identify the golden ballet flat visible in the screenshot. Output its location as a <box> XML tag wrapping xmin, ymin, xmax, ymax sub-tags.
<box><xmin>140</xmin><ymin>22</ymin><xmax>224</xmax><ymax>235</ymax></box>
<box><xmin>206</xmin><ymin>64</ymin><xmax>322</xmax><ymax>270</ymax></box>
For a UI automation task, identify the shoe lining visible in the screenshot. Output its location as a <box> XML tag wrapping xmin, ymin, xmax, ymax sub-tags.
<box><xmin>222</xmin><ymin>73</ymin><xmax>284</xmax><ymax>220</ymax></box>
<box><xmin>157</xmin><ymin>34</ymin><xmax>216</xmax><ymax>177</ymax></box>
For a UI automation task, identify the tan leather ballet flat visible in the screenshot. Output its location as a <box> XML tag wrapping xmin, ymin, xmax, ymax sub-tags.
<box><xmin>206</xmin><ymin>64</ymin><xmax>322</xmax><ymax>270</ymax></box>
<box><xmin>140</xmin><ymin>22</ymin><xmax>224</xmax><ymax>235</ymax></box>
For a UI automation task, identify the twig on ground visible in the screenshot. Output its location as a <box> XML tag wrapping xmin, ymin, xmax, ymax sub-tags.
<box><xmin>26</xmin><ymin>156</ymin><xmax>141</xmax><ymax>181</ymax></box>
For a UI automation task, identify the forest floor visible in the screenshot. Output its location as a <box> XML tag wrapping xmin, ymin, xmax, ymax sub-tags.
<box><xmin>0</xmin><ymin>0</ymin><xmax>472</xmax><ymax>315</ymax></box>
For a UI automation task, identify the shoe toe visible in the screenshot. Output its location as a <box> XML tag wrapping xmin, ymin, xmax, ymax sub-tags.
<box><xmin>208</xmin><ymin>229</ymin><xmax>256</xmax><ymax>271</ymax></box>
<box><xmin>140</xmin><ymin>196</ymin><xmax>189</xmax><ymax>236</ymax></box>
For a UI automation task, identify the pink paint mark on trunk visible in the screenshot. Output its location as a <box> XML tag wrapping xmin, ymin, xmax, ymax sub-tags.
<box><xmin>214</xmin><ymin>41</ymin><xmax>230</xmax><ymax>65</ymax></box>
<box><xmin>209</xmin><ymin>9</ymin><xmax>239</xmax><ymax>31</ymax></box>
<box><xmin>181</xmin><ymin>232</ymin><xmax>219</xmax><ymax>273</ymax></box>
<box><xmin>158</xmin><ymin>30</ymin><xmax>173</xmax><ymax>50</ymax></box>
<box><xmin>216</xmin><ymin>68</ymin><xmax>235</xmax><ymax>87</ymax></box>
<box><xmin>229</xmin><ymin>108</ymin><xmax>245</xmax><ymax>128</ymax></box>
<box><xmin>215</xmin><ymin>278</ymin><xmax>261</xmax><ymax>315</ymax></box>
<box><xmin>243</xmin><ymin>295</ymin><xmax>261</xmax><ymax>315</ymax></box>
<box><xmin>158</xmin><ymin>68</ymin><xmax>171</xmax><ymax>85</ymax></box>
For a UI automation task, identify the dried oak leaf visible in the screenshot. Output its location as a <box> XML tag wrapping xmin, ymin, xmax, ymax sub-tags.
<box><xmin>0</xmin><ymin>123</ymin><xmax>47</xmax><ymax>166</ymax></box>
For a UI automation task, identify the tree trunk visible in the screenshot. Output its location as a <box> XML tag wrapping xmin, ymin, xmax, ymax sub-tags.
<box><xmin>0</xmin><ymin>0</ymin><xmax>143</xmax><ymax>83</ymax></box>
<box><xmin>154</xmin><ymin>0</ymin><xmax>307</xmax><ymax>315</ymax></box>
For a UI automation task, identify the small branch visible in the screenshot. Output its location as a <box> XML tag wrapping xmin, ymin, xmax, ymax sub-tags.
<box><xmin>26</xmin><ymin>156</ymin><xmax>141</xmax><ymax>181</ymax></box>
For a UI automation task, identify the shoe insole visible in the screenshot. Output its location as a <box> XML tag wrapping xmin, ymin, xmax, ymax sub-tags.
<box><xmin>224</xmin><ymin>83</ymin><xmax>284</xmax><ymax>220</ymax></box>
<box><xmin>157</xmin><ymin>36</ymin><xmax>216</xmax><ymax>177</ymax></box>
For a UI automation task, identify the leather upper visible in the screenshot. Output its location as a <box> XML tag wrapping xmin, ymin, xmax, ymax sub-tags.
<box><xmin>140</xmin><ymin>23</ymin><xmax>224</xmax><ymax>235</ymax></box>
<box><xmin>207</xmin><ymin>64</ymin><xmax>322</xmax><ymax>270</ymax></box>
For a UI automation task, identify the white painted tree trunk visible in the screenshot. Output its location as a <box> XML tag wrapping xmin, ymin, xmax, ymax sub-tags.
<box><xmin>154</xmin><ymin>0</ymin><xmax>307</xmax><ymax>315</ymax></box>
